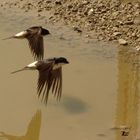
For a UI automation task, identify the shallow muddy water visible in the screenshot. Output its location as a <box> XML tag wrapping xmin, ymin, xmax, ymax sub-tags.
<box><xmin>0</xmin><ymin>7</ymin><xmax>140</xmax><ymax>140</ymax></box>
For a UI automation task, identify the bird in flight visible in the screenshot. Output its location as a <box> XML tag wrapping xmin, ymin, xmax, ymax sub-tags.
<box><xmin>3</xmin><ymin>26</ymin><xmax>50</xmax><ymax>60</ymax></box>
<box><xmin>11</xmin><ymin>57</ymin><xmax>69</xmax><ymax>104</ymax></box>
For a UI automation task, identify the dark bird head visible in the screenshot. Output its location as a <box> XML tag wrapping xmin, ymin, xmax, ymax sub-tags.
<box><xmin>55</xmin><ymin>57</ymin><xmax>69</xmax><ymax>65</ymax></box>
<box><xmin>41</xmin><ymin>28</ymin><xmax>50</xmax><ymax>36</ymax></box>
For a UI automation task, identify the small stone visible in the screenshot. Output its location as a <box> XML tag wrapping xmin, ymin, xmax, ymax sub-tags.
<box><xmin>73</xmin><ymin>26</ymin><xmax>82</xmax><ymax>33</ymax></box>
<box><xmin>132</xmin><ymin>32</ymin><xmax>136</xmax><ymax>37</ymax></box>
<box><xmin>118</xmin><ymin>39</ymin><xmax>128</xmax><ymax>45</ymax></box>
<box><xmin>121</xmin><ymin>131</ymin><xmax>129</xmax><ymax>136</ymax></box>
<box><xmin>124</xmin><ymin>21</ymin><xmax>134</xmax><ymax>25</ymax></box>
<box><xmin>112</xmin><ymin>27</ymin><xmax>119</xmax><ymax>32</ymax></box>
<box><xmin>67</xmin><ymin>4</ymin><xmax>73</xmax><ymax>9</ymax></box>
<box><xmin>37</xmin><ymin>9</ymin><xmax>42</xmax><ymax>12</ymax></box>
<box><xmin>134</xmin><ymin>3</ymin><xmax>140</xmax><ymax>8</ymax></box>
<box><xmin>135</xmin><ymin>11</ymin><xmax>140</xmax><ymax>16</ymax></box>
<box><xmin>45</xmin><ymin>0</ymin><xmax>51</xmax><ymax>3</ymax></box>
<box><xmin>117</xmin><ymin>20</ymin><xmax>123</xmax><ymax>25</ymax></box>
<box><xmin>120</xmin><ymin>126</ymin><xmax>131</xmax><ymax>137</ymax></box>
<box><xmin>24</xmin><ymin>9</ymin><xmax>29</xmax><ymax>12</ymax></box>
<box><xmin>85</xmin><ymin>34</ymin><xmax>90</xmax><ymax>38</ymax></box>
<box><xmin>49</xmin><ymin>16</ymin><xmax>53</xmax><ymax>19</ymax></box>
<box><xmin>97</xmin><ymin>35</ymin><xmax>104</xmax><ymax>40</ymax></box>
<box><xmin>113</xmin><ymin>32</ymin><xmax>121</xmax><ymax>36</ymax></box>
<box><xmin>88</xmin><ymin>8</ymin><xmax>94</xmax><ymax>16</ymax></box>
<box><xmin>136</xmin><ymin>38</ymin><xmax>140</xmax><ymax>41</ymax></box>
<box><xmin>82</xmin><ymin>0</ymin><xmax>89</xmax><ymax>5</ymax></box>
<box><xmin>55</xmin><ymin>0</ymin><xmax>62</xmax><ymax>5</ymax></box>
<box><xmin>135</xmin><ymin>46</ymin><xmax>140</xmax><ymax>51</ymax></box>
<box><xmin>112</xmin><ymin>11</ymin><xmax>119</xmax><ymax>17</ymax></box>
<box><xmin>134</xmin><ymin>17</ymin><xmax>140</xmax><ymax>25</ymax></box>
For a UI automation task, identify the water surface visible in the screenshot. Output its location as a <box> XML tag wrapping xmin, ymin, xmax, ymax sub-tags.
<box><xmin>0</xmin><ymin>6</ymin><xmax>140</xmax><ymax>140</ymax></box>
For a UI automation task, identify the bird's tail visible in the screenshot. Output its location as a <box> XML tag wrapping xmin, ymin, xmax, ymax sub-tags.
<box><xmin>11</xmin><ymin>67</ymin><xmax>28</xmax><ymax>74</ymax></box>
<box><xmin>2</xmin><ymin>36</ymin><xmax>15</xmax><ymax>40</ymax></box>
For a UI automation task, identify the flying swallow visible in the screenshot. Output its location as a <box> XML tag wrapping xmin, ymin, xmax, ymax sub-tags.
<box><xmin>3</xmin><ymin>26</ymin><xmax>50</xmax><ymax>60</ymax></box>
<box><xmin>11</xmin><ymin>57</ymin><xmax>69</xmax><ymax>104</ymax></box>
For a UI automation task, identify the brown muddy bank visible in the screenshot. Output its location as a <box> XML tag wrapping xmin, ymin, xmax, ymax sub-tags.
<box><xmin>1</xmin><ymin>0</ymin><xmax>140</xmax><ymax>48</ymax></box>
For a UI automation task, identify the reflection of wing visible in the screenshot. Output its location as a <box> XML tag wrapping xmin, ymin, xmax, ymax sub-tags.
<box><xmin>25</xmin><ymin>110</ymin><xmax>42</xmax><ymax>140</ymax></box>
<box><xmin>0</xmin><ymin>110</ymin><xmax>42</xmax><ymax>140</ymax></box>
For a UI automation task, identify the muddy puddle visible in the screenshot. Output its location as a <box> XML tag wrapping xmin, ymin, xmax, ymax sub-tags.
<box><xmin>0</xmin><ymin>7</ymin><xmax>140</xmax><ymax>140</ymax></box>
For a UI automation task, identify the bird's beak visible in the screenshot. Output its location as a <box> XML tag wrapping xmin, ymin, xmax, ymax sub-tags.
<box><xmin>48</xmin><ymin>32</ymin><xmax>51</xmax><ymax>36</ymax></box>
<box><xmin>11</xmin><ymin>66</ymin><xmax>29</xmax><ymax>74</ymax></box>
<box><xmin>66</xmin><ymin>61</ymin><xmax>69</xmax><ymax>64</ymax></box>
<box><xmin>46</xmin><ymin>32</ymin><xmax>52</xmax><ymax>39</ymax></box>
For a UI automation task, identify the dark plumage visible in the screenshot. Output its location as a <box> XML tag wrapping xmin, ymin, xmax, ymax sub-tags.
<box><xmin>3</xmin><ymin>26</ymin><xmax>50</xmax><ymax>60</ymax></box>
<box><xmin>11</xmin><ymin>57</ymin><xmax>69</xmax><ymax>104</ymax></box>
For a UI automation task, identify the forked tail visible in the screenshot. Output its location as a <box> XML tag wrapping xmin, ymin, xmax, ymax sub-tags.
<box><xmin>2</xmin><ymin>36</ymin><xmax>15</xmax><ymax>40</ymax></box>
<box><xmin>11</xmin><ymin>67</ymin><xmax>28</xmax><ymax>74</ymax></box>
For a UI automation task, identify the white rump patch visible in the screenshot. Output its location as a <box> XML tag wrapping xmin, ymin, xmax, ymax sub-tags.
<box><xmin>27</xmin><ymin>61</ymin><xmax>38</xmax><ymax>68</ymax></box>
<box><xmin>15</xmin><ymin>31</ymin><xmax>27</xmax><ymax>38</ymax></box>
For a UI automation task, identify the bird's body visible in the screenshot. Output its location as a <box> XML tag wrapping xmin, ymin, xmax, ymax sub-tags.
<box><xmin>3</xmin><ymin>26</ymin><xmax>50</xmax><ymax>60</ymax></box>
<box><xmin>11</xmin><ymin>57</ymin><xmax>69</xmax><ymax>104</ymax></box>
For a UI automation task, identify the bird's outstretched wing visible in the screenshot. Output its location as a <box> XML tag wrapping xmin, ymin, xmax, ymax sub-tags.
<box><xmin>37</xmin><ymin>63</ymin><xmax>62</xmax><ymax>104</ymax></box>
<box><xmin>52</xmin><ymin>68</ymin><xmax>62</xmax><ymax>100</ymax></box>
<box><xmin>26</xmin><ymin>27</ymin><xmax>44</xmax><ymax>60</ymax></box>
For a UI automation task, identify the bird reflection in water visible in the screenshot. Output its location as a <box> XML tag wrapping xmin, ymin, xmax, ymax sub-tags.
<box><xmin>0</xmin><ymin>110</ymin><xmax>41</xmax><ymax>140</ymax></box>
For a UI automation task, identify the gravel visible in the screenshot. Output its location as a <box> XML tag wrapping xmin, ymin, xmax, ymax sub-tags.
<box><xmin>1</xmin><ymin>0</ymin><xmax>140</xmax><ymax>47</ymax></box>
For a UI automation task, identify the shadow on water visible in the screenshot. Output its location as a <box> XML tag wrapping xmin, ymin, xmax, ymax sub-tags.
<box><xmin>60</xmin><ymin>96</ymin><xmax>89</xmax><ymax>114</ymax></box>
<box><xmin>114</xmin><ymin>47</ymin><xmax>140</xmax><ymax>140</ymax></box>
<box><xmin>0</xmin><ymin>110</ymin><xmax>41</xmax><ymax>140</ymax></box>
